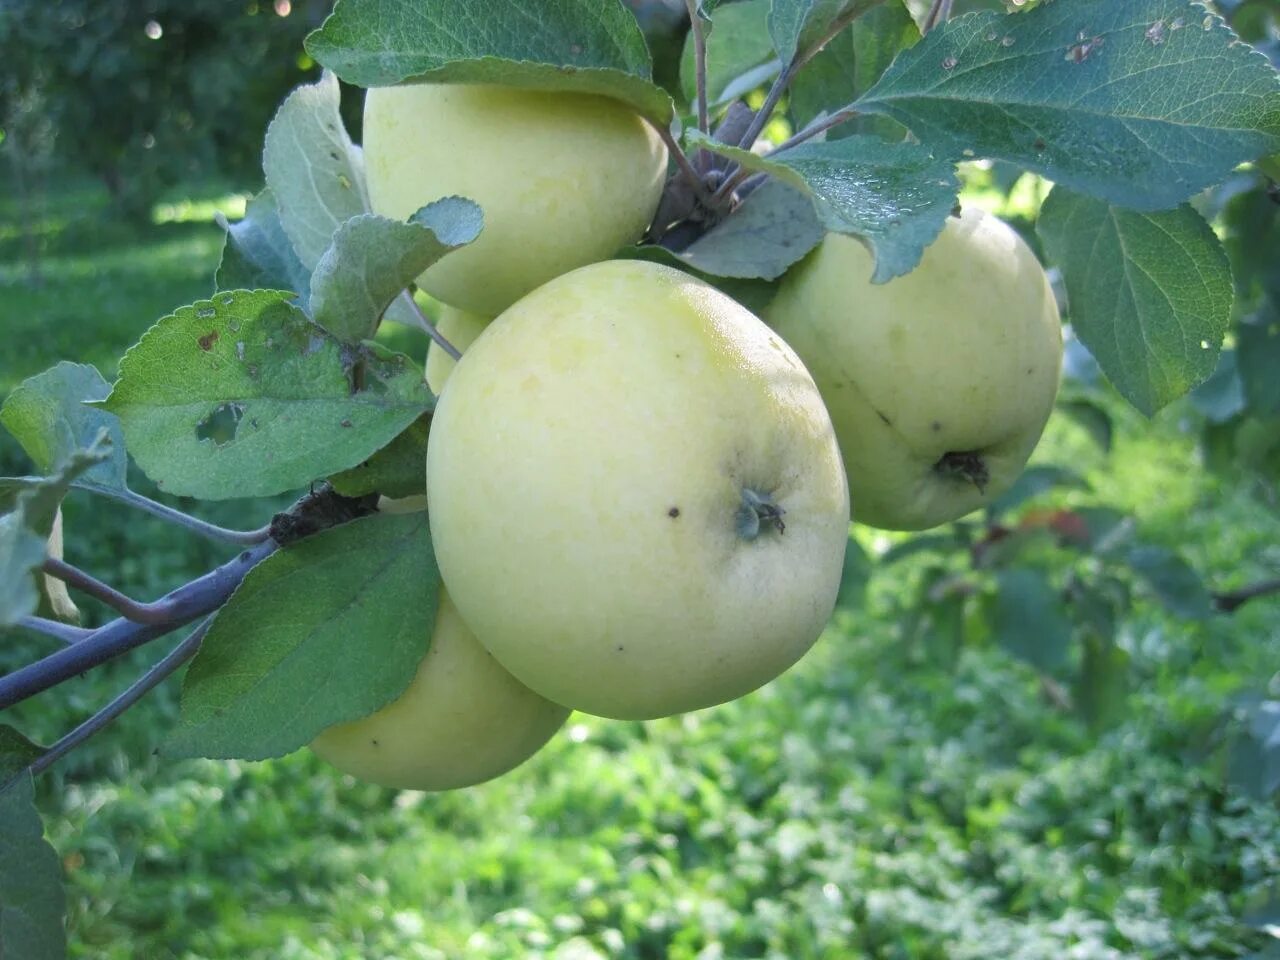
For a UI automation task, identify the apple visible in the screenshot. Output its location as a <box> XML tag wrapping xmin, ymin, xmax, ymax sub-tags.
<box><xmin>426</xmin><ymin>259</ymin><xmax>850</xmax><ymax>721</ymax></box>
<box><xmin>764</xmin><ymin>208</ymin><xmax>1063</xmax><ymax>532</ymax></box>
<box><xmin>309</xmin><ymin>497</ymin><xmax>570</xmax><ymax>791</ymax></box>
<box><xmin>425</xmin><ymin>305</ymin><xmax>491</xmax><ymax>395</ymax></box>
<box><xmin>364</xmin><ymin>83</ymin><xmax>668</xmax><ymax>317</ymax></box>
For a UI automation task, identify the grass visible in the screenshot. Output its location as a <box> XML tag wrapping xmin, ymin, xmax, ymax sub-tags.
<box><xmin>2</xmin><ymin>176</ymin><xmax>1278</xmax><ymax>960</ymax></box>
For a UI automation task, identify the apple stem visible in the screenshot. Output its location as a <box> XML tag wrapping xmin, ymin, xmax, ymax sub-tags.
<box><xmin>933</xmin><ymin>451</ymin><xmax>990</xmax><ymax>493</ymax></box>
<box><xmin>737</xmin><ymin>488</ymin><xmax>787</xmax><ymax>540</ymax></box>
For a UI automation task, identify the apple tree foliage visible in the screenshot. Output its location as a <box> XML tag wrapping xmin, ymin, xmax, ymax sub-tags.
<box><xmin>2</xmin><ymin>0</ymin><xmax>1280</xmax><ymax>953</ymax></box>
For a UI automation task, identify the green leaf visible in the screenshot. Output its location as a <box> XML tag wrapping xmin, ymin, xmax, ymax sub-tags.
<box><xmin>0</xmin><ymin>362</ymin><xmax>126</xmax><ymax>492</ymax></box>
<box><xmin>165</xmin><ymin>510</ymin><xmax>438</xmax><ymax>760</ymax></box>
<box><xmin>666</xmin><ymin>179</ymin><xmax>824</xmax><ymax>280</ymax></box>
<box><xmin>688</xmin><ymin>129</ymin><xmax>958</xmax><ymax>281</ymax></box>
<box><xmin>0</xmin><ymin>729</ymin><xmax>60</xmax><ymax>953</ymax></box>
<box><xmin>1037</xmin><ymin>189</ymin><xmax>1234</xmax><ymax>416</ymax></box>
<box><xmin>1059</xmin><ymin>398</ymin><xmax>1114</xmax><ymax>453</ymax></box>
<box><xmin>988</xmin><ymin>568</ymin><xmax>1072</xmax><ymax>671</ymax></box>
<box><xmin>1076</xmin><ymin>631</ymin><xmax>1129</xmax><ymax>732</ymax></box>
<box><xmin>835</xmin><ymin>535</ymin><xmax>871</xmax><ymax>609</ymax></box>
<box><xmin>305</xmin><ymin>0</ymin><xmax>673</xmax><ymax>123</ymax></box>
<box><xmin>789</xmin><ymin>0</ymin><xmax>919</xmax><ymax>141</ymax></box>
<box><xmin>681</xmin><ymin>0</ymin><xmax>778</xmax><ymax>106</ymax></box>
<box><xmin>0</xmin><ymin>508</ymin><xmax>45</xmax><ymax>628</ymax></box>
<box><xmin>329</xmin><ymin>414</ymin><xmax>430</xmax><ymax>499</ymax></box>
<box><xmin>878</xmin><ymin>531</ymin><xmax>962</xmax><ymax>565</ymax></box>
<box><xmin>0</xmin><ymin>727</ymin><xmax>64</xmax><ymax>960</ymax></box>
<box><xmin>856</xmin><ymin>0</ymin><xmax>1280</xmax><ymax>211</ymax></box>
<box><xmin>1228</xmin><ymin>699</ymin><xmax>1280</xmax><ymax>799</ymax></box>
<box><xmin>309</xmin><ymin>198</ymin><xmax>484</xmax><ymax>343</ymax></box>
<box><xmin>214</xmin><ymin>188</ymin><xmax>313</xmax><ymax>304</ymax></box>
<box><xmin>263</xmin><ymin>72</ymin><xmax>369</xmax><ymax>273</ymax></box>
<box><xmin>768</xmin><ymin>0</ymin><xmax>883</xmax><ymax>65</ymax></box>
<box><xmin>1189</xmin><ymin>350</ymin><xmax>1246</xmax><ymax>424</ymax></box>
<box><xmin>987</xmin><ymin>464</ymin><xmax>1090</xmax><ymax>517</ymax></box>
<box><xmin>1126</xmin><ymin>544</ymin><xmax>1213</xmax><ymax>620</ymax></box>
<box><xmin>100</xmin><ymin>290</ymin><xmax>432</xmax><ymax>500</ymax></box>
<box><xmin>1237</xmin><ymin>309</ymin><xmax>1280</xmax><ymax>416</ymax></box>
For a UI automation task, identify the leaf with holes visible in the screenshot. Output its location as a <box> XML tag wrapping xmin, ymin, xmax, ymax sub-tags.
<box><xmin>164</xmin><ymin>510</ymin><xmax>438</xmax><ymax>760</ymax></box>
<box><xmin>789</xmin><ymin>0</ymin><xmax>919</xmax><ymax>142</ymax></box>
<box><xmin>857</xmin><ymin>0</ymin><xmax>1280</xmax><ymax>210</ymax></box>
<box><xmin>689</xmin><ymin>129</ymin><xmax>958</xmax><ymax>281</ymax></box>
<box><xmin>306</xmin><ymin>0</ymin><xmax>672</xmax><ymax>123</ymax></box>
<box><xmin>100</xmin><ymin>290</ymin><xmax>432</xmax><ymax>500</ymax></box>
<box><xmin>215</xmin><ymin>187</ymin><xmax>313</xmax><ymax>304</ymax></box>
<box><xmin>264</xmin><ymin>72</ymin><xmax>370</xmax><ymax>273</ymax></box>
<box><xmin>309</xmin><ymin>197</ymin><xmax>484</xmax><ymax>343</ymax></box>
<box><xmin>1037</xmin><ymin>188</ymin><xmax>1233</xmax><ymax>415</ymax></box>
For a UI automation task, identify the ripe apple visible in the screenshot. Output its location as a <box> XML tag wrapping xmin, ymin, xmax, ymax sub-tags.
<box><xmin>310</xmin><ymin>497</ymin><xmax>570</xmax><ymax>791</ymax></box>
<box><xmin>765</xmin><ymin>208</ymin><xmax>1063</xmax><ymax>531</ymax></box>
<box><xmin>364</xmin><ymin>84</ymin><xmax>668</xmax><ymax>317</ymax></box>
<box><xmin>425</xmin><ymin>305</ymin><xmax>491</xmax><ymax>395</ymax></box>
<box><xmin>426</xmin><ymin>259</ymin><xmax>850</xmax><ymax>720</ymax></box>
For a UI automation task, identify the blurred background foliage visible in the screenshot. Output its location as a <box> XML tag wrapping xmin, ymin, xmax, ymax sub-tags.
<box><xmin>1</xmin><ymin>0</ymin><xmax>1279</xmax><ymax>957</ymax></box>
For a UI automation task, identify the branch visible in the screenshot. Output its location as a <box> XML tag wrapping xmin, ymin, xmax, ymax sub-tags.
<box><xmin>16</xmin><ymin>616</ymin><xmax>93</xmax><ymax>646</ymax></box>
<box><xmin>11</xmin><ymin>617</ymin><xmax>214</xmax><ymax>790</ymax></box>
<box><xmin>685</xmin><ymin>0</ymin><xmax>710</xmax><ymax>136</ymax></box>
<box><xmin>396</xmin><ymin>290</ymin><xmax>460</xmax><ymax>361</ymax></box>
<box><xmin>1214</xmin><ymin>577</ymin><xmax>1280</xmax><ymax>613</ymax></box>
<box><xmin>922</xmin><ymin>0</ymin><xmax>954</xmax><ymax>34</ymax></box>
<box><xmin>0</xmin><ymin>538</ymin><xmax>277</xmax><ymax>712</ymax></box>
<box><xmin>90</xmin><ymin>485</ymin><xmax>272</xmax><ymax>546</ymax></box>
<box><xmin>43</xmin><ymin>557</ymin><xmax>173</xmax><ymax>625</ymax></box>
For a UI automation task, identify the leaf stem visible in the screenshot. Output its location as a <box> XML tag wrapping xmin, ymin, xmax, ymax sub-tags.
<box><xmin>685</xmin><ymin>0</ymin><xmax>710</xmax><ymax>137</ymax></box>
<box><xmin>768</xmin><ymin>105</ymin><xmax>860</xmax><ymax>155</ymax></box>
<box><xmin>735</xmin><ymin>64</ymin><xmax>794</xmax><ymax>151</ymax></box>
<box><xmin>0</xmin><ymin>538</ymin><xmax>277</xmax><ymax>712</ymax></box>
<box><xmin>89</xmin><ymin>485</ymin><xmax>273</xmax><ymax>546</ymax></box>
<box><xmin>922</xmin><ymin>0</ymin><xmax>954</xmax><ymax>34</ymax></box>
<box><xmin>397</xmin><ymin>290</ymin><xmax>461</xmax><ymax>361</ymax></box>
<box><xmin>16</xmin><ymin>615</ymin><xmax>94</xmax><ymax>646</ymax></box>
<box><xmin>43</xmin><ymin>557</ymin><xmax>175</xmax><ymax>625</ymax></box>
<box><xmin>648</xmin><ymin>117</ymin><xmax>710</xmax><ymax>202</ymax></box>
<box><xmin>14</xmin><ymin>617</ymin><xmax>214</xmax><ymax>788</ymax></box>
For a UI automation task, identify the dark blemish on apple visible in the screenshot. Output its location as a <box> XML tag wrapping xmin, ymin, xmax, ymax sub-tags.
<box><xmin>1026</xmin><ymin>367</ymin><xmax>1033</xmax><ymax>375</ymax></box>
<box><xmin>931</xmin><ymin>421</ymin><xmax>942</xmax><ymax>432</ymax></box>
<box><xmin>616</xmin><ymin>645</ymin><xmax>625</xmax><ymax>652</ymax></box>
<box><xmin>341</xmin><ymin>419</ymin><xmax>353</xmax><ymax>428</ymax></box>
<box><xmin>198</xmin><ymin>331</ymin><xmax>219</xmax><ymax>351</ymax></box>
<box><xmin>875</xmin><ymin>409</ymin><xmax>892</xmax><ymax>426</ymax></box>
<box><xmin>668</xmin><ymin>507</ymin><xmax>680</xmax><ymax>518</ymax></box>
<box><xmin>371</xmin><ymin>739</ymin><xmax>379</xmax><ymax>747</ymax></box>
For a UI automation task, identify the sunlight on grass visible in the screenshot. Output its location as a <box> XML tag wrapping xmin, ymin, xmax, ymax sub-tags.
<box><xmin>152</xmin><ymin>192</ymin><xmax>250</xmax><ymax>226</ymax></box>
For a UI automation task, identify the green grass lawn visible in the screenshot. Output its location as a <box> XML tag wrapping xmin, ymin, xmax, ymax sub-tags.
<box><xmin>2</xmin><ymin>177</ymin><xmax>1278</xmax><ymax>960</ymax></box>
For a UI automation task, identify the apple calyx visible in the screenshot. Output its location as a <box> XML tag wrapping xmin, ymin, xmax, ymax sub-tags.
<box><xmin>736</xmin><ymin>488</ymin><xmax>787</xmax><ymax>540</ymax></box>
<box><xmin>933</xmin><ymin>451</ymin><xmax>990</xmax><ymax>493</ymax></box>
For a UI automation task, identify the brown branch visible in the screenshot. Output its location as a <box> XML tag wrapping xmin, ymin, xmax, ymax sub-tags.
<box><xmin>1214</xmin><ymin>577</ymin><xmax>1280</xmax><ymax>613</ymax></box>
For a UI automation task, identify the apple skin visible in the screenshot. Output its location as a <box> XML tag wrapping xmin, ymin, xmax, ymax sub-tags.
<box><xmin>425</xmin><ymin>305</ymin><xmax>491</xmax><ymax>395</ymax></box>
<box><xmin>364</xmin><ymin>84</ymin><xmax>668</xmax><ymax>317</ymax></box>
<box><xmin>310</xmin><ymin>584</ymin><xmax>570</xmax><ymax>791</ymax></box>
<box><xmin>764</xmin><ymin>208</ymin><xmax>1063</xmax><ymax>532</ymax></box>
<box><xmin>426</xmin><ymin>259</ymin><xmax>850</xmax><ymax>721</ymax></box>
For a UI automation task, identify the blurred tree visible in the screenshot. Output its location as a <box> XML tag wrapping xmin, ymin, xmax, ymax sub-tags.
<box><xmin>0</xmin><ymin>0</ymin><xmax>329</xmax><ymax>220</ymax></box>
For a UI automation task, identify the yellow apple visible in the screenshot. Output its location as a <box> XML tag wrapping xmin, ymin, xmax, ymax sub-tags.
<box><xmin>765</xmin><ymin>208</ymin><xmax>1063</xmax><ymax>531</ymax></box>
<box><xmin>425</xmin><ymin>305</ymin><xmax>491</xmax><ymax>395</ymax></box>
<box><xmin>310</xmin><ymin>497</ymin><xmax>570</xmax><ymax>791</ymax></box>
<box><xmin>363</xmin><ymin>84</ymin><xmax>668</xmax><ymax>316</ymax></box>
<box><xmin>426</xmin><ymin>259</ymin><xmax>850</xmax><ymax>721</ymax></box>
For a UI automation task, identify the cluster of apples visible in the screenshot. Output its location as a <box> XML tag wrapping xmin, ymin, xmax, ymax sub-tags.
<box><xmin>310</xmin><ymin>84</ymin><xmax>1063</xmax><ymax>792</ymax></box>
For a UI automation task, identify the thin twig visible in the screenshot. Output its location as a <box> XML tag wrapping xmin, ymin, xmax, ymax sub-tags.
<box><xmin>0</xmin><ymin>538</ymin><xmax>277</xmax><ymax>712</ymax></box>
<box><xmin>43</xmin><ymin>557</ymin><xmax>173</xmax><ymax>626</ymax></box>
<box><xmin>709</xmin><ymin>166</ymin><xmax>755</xmax><ymax>207</ymax></box>
<box><xmin>1214</xmin><ymin>577</ymin><xmax>1280</xmax><ymax>613</ymax></box>
<box><xmin>648</xmin><ymin>117</ymin><xmax>709</xmax><ymax>201</ymax></box>
<box><xmin>767</xmin><ymin>105</ymin><xmax>860</xmax><ymax>155</ymax></box>
<box><xmin>17</xmin><ymin>616</ymin><xmax>94</xmax><ymax>646</ymax></box>
<box><xmin>735</xmin><ymin>65</ymin><xmax>794</xmax><ymax>150</ymax></box>
<box><xmin>397</xmin><ymin>290</ymin><xmax>461</xmax><ymax>361</ymax></box>
<box><xmin>685</xmin><ymin>0</ymin><xmax>710</xmax><ymax>136</ymax></box>
<box><xmin>90</xmin><ymin>486</ymin><xmax>272</xmax><ymax>546</ymax></box>
<box><xmin>13</xmin><ymin>618</ymin><xmax>214</xmax><ymax>789</ymax></box>
<box><xmin>922</xmin><ymin>0</ymin><xmax>954</xmax><ymax>33</ymax></box>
